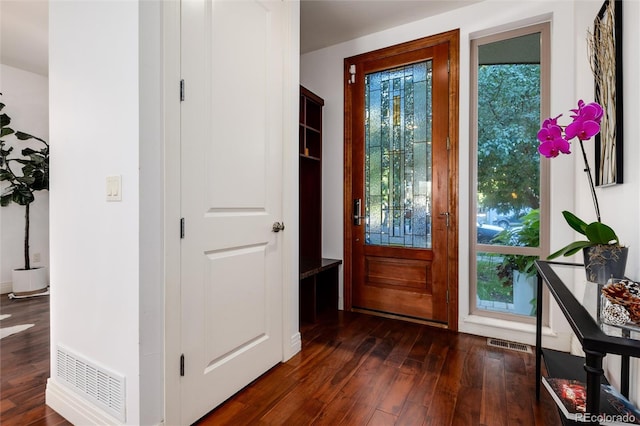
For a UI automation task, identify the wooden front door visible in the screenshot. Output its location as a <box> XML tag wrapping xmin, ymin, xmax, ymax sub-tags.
<box><xmin>345</xmin><ymin>31</ymin><xmax>459</xmax><ymax>327</ymax></box>
<box><xmin>179</xmin><ymin>0</ymin><xmax>287</xmax><ymax>424</ymax></box>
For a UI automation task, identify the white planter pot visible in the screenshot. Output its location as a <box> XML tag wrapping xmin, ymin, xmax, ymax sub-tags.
<box><xmin>12</xmin><ymin>267</ymin><xmax>48</xmax><ymax>296</ymax></box>
<box><xmin>513</xmin><ymin>270</ymin><xmax>536</xmax><ymax>316</ymax></box>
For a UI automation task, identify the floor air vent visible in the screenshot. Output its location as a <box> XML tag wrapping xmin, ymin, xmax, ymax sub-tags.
<box><xmin>487</xmin><ymin>338</ymin><xmax>532</xmax><ymax>354</ymax></box>
<box><xmin>56</xmin><ymin>345</ymin><xmax>126</xmax><ymax>422</ymax></box>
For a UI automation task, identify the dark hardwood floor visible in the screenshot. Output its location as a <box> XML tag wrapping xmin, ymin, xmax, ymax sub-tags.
<box><xmin>0</xmin><ymin>293</ymin><xmax>69</xmax><ymax>425</ymax></box>
<box><xmin>1</xmin><ymin>295</ymin><xmax>560</xmax><ymax>426</ymax></box>
<box><xmin>198</xmin><ymin>312</ymin><xmax>561</xmax><ymax>425</ymax></box>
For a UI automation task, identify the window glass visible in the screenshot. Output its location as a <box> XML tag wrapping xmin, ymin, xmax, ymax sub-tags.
<box><xmin>472</xmin><ymin>26</ymin><xmax>549</xmax><ymax>319</ymax></box>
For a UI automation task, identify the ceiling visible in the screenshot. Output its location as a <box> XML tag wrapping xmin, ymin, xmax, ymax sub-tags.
<box><xmin>0</xmin><ymin>1</ymin><xmax>48</xmax><ymax>76</ymax></box>
<box><xmin>301</xmin><ymin>0</ymin><xmax>482</xmax><ymax>54</ymax></box>
<box><xmin>1</xmin><ymin>0</ymin><xmax>483</xmax><ymax>76</ymax></box>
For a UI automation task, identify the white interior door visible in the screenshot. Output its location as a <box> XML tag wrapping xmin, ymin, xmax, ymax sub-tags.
<box><xmin>180</xmin><ymin>1</ymin><xmax>285</xmax><ymax>423</ymax></box>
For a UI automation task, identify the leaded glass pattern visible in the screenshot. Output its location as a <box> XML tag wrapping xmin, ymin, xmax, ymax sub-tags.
<box><xmin>365</xmin><ymin>61</ymin><xmax>433</xmax><ymax>248</ymax></box>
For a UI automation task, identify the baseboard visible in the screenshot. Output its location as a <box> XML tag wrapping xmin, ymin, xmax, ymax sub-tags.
<box><xmin>46</xmin><ymin>378</ymin><xmax>123</xmax><ymax>426</ymax></box>
<box><xmin>460</xmin><ymin>314</ymin><xmax>572</xmax><ymax>352</ymax></box>
<box><xmin>1</xmin><ymin>281</ymin><xmax>12</xmax><ymax>295</ymax></box>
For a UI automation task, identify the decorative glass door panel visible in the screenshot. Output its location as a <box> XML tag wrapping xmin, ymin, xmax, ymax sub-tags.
<box><xmin>365</xmin><ymin>61</ymin><xmax>433</xmax><ymax>249</ymax></box>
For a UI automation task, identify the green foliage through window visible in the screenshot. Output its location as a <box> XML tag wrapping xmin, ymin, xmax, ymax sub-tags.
<box><xmin>476</xmin><ymin>64</ymin><xmax>540</xmax><ymax>214</ymax></box>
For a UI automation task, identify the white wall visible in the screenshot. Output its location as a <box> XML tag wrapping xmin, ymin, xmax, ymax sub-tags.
<box><xmin>571</xmin><ymin>0</ymin><xmax>640</xmax><ymax>402</ymax></box>
<box><xmin>622</xmin><ymin>0</ymin><xmax>640</xmax><ymax>404</ymax></box>
<box><xmin>284</xmin><ymin>0</ymin><xmax>303</xmax><ymax>358</ymax></box>
<box><xmin>138</xmin><ymin>1</ymin><xmax>164</xmax><ymax>424</ymax></box>
<box><xmin>0</xmin><ymin>64</ymin><xmax>49</xmax><ymax>294</ymax></box>
<box><xmin>577</xmin><ymin>0</ymin><xmax>640</xmax><ymax>282</ymax></box>
<box><xmin>48</xmin><ymin>1</ymin><xmax>147</xmax><ymax>424</ymax></box>
<box><xmin>301</xmin><ymin>0</ymin><xmax>640</xmax><ymax>405</ymax></box>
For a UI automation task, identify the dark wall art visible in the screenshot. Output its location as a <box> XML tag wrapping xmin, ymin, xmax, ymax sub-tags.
<box><xmin>589</xmin><ymin>0</ymin><xmax>623</xmax><ymax>186</ymax></box>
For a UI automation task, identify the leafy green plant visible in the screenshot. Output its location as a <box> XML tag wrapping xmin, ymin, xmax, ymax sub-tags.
<box><xmin>495</xmin><ymin>209</ymin><xmax>540</xmax><ymax>283</ymax></box>
<box><xmin>0</xmin><ymin>98</ymin><xmax>49</xmax><ymax>270</ymax></box>
<box><xmin>547</xmin><ymin>211</ymin><xmax>619</xmax><ymax>259</ymax></box>
<box><xmin>477</xmin><ymin>256</ymin><xmax>513</xmax><ymax>303</ymax></box>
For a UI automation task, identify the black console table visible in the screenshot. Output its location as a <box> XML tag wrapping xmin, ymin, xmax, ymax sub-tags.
<box><xmin>535</xmin><ymin>260</ymin><xmax>640</xmax><ymax>425</ymax></box>
<box><xmin>299</xmin><ymin>258</ymin><xmax>342</xmax><ymax>323</ymax></box>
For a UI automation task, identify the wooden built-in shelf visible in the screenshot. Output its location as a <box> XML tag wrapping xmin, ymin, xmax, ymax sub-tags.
<box><xmin>299</xmin><ymin>258</ymin><xmax>342</xmax><ymax>323</ymax></box>
<box><xmin>299</xmin><ymin>153</ymin><xmax>321</xmax><ymax>162</ymax></box>
<box><xmin>299</xmin><ymin>86</ymin><xmax>324</xmax><ymax>261</ymax></box>
<box><xmin>299</xmin><ymin>86</ymin><xmax>338</xmax><ymax>323</ymax></box>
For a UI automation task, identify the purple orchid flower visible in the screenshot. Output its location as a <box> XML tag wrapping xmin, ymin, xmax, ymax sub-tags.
<box><xmin>537</xmin><ymin>100</ymin><xmax>604</xmax><ymax>223</ymax></box>
<box><xmin>565</xmin><ymin>100</ymin><xmax>603</xmax><ymax>141</ymax></box>
<box><xmin>537</xmin><ymin>115</ymin><xmax>570</xmax><ymax>158</ymax></box>
<box><xmin>565</xmin><ymin>119</ymin><xmax>601</xmax><ymax>141</ymax></box>
<box><xmin>537</xmin><ymin>100</ymin><xmax>603</xmax><ymax>157</ymax></box>
<box><xmin>570</xmin><ymin>100</ymin><xmax>604</xmax><ymax>123</ymax></box>
<box><xmin>538</xmin><ymin>136</ymin><xmax>571</xmax><ymax>158</ymax></box>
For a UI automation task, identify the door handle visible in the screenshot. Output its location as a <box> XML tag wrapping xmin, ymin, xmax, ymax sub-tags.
<box><xmin>353</xmin><ymin>199</ymin><xmax>365</xmax><ymax>226</ymax></box>
<box><xmin>439</xmin><ymin>212</ymin><xmax>450</xmax><ymax>227</ymax></box>
<box><xmin>272</xmin><ymin>222</ymin><xmax>285</xmax><ymax>233</ymax></box>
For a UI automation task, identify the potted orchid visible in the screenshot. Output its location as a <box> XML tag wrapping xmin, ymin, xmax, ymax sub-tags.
<box><xmin>538</xmin><ymin>100</ymin><xmax>627</xmax><ymax>283</ymax></box>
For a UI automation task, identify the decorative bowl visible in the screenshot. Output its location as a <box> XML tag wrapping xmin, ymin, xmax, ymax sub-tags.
<box><xmin>601</xmin><ymin>278</ymin><xmax>640</xmax><ymax>326</ymax></box>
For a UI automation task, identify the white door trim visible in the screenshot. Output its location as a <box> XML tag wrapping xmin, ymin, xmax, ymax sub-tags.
<box><xmin>281</xmin><ymin>0</ymin><xmax>302</xmax><ymax>362</ymax></box>
<box><xmin>161</xmin><ymin>2</ymin><xmax>300</xmax><ymax>424</ymax></box>
<box><xmin>162</xmin><ymin>1</ymin><xmax>181</xmax><ymax>425</ymax></box>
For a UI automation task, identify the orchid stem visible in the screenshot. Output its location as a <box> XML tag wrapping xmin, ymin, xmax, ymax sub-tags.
<box><xmin>578</xmin><ymin>139</ymin><xmax>601</xmax><ymax>222</ymax></box>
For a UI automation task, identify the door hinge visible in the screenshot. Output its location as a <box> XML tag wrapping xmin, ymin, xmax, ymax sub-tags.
<box><xmin>446</xmin><ymin>136</ymin><xmax>450</xmax><ymax>150</ymax></box>
<box><xmin>180</xmin><ymin>79</ymin><xmax>185</xmax><ymax>102</ymax></box>
<box><xmin>446</xmin><ymin>289</ymin><xmax>450</xmax><ymax>304</ymax></box>
<box><xmin>180</xmin><ymin>218</ymin><xmax>185</xmax><ymax>239</ymax></box>
<box><xmin>447</xmin><ymin>58</ymin><xmax>450</xmax><ymax>73</ymax></box>
<box><xmin>180</xmin><ymin>354</ymin><xmax>185</xmax><ymax>376</ymax></box>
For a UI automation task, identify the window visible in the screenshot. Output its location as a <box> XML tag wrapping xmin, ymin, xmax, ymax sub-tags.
<box><xmin>470</xmin><ymin>23</ymin><xmax>550</xmax><ymax>320</ymax></box>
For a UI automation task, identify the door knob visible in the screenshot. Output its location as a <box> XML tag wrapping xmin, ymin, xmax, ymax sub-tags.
<box><xmin>272</xmin><ymin>222</ymin><xmax>285</xmax><ymax>233</ymax></box>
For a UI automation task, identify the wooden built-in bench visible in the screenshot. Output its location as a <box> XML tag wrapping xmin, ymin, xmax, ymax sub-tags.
<box><xmin>299</xmin><ymin>258</ymin><xmax>342</xmax><ymax>323</ymax></box>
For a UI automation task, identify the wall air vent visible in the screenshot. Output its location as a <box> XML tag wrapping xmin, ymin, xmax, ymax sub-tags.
<box><xmin>487</xmin><ymin>338</ymin><xmax>532</xmax><ymax>354</ymax></box>
<box><xmin>56</xmin><ymin>345</ymin><xmax>126</xmax><ymax>422</ymax></box>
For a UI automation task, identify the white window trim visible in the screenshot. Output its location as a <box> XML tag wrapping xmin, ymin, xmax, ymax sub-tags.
<box><xmin>469</xmin><ymin>22</ymin><xmax>551</xmax><ymax>324</ymax></box>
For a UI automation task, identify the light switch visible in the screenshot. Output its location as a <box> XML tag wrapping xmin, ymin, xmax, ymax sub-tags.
<box><xmin>106</xmin><ymin>175</ymin><xmax>122</xmax><ymax>201</ymax></box>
